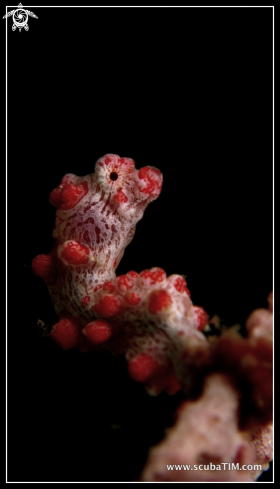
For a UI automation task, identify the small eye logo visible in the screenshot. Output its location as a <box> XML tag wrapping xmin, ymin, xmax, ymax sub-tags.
<box><xmin>3</xmin><ymin>3</ymin><xmax>38</xmax><ymax>32</ymax></box>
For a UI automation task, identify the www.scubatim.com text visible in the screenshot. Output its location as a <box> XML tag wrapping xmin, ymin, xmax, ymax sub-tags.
<box><xmin>166</xmin><ymin>463</ymin><xmax>262</xmax><ymax>471</ymax></box>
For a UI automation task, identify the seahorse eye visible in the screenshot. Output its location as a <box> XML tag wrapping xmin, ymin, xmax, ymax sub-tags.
<box><xmin>110</xmin><ymin>172</ymin><xmax>118</xmax><ymax>181</ymax></box>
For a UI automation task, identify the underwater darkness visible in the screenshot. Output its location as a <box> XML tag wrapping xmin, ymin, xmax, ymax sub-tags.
<box><xmin>7</xmin><ymin>6</ymin><xmax>273</xmax><ymax>482</ymax></box>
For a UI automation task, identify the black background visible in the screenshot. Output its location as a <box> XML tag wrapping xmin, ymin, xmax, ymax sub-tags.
<box><xmin>7</xmin><ymin>6</ymin><xmax>273</xmax><ymax>482</ymax></box>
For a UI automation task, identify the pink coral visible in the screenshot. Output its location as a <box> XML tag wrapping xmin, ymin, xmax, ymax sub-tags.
<box><xmin>32</xmin><ymin>154</ymin><xmax>273</xmax><ymax>481</ymax></box>
<box><xmin>142</xmin><ymin>373</ymin><xmax>257</xmax><ymax>482</ymax></box>
<box><xmin>141</xmin><ymin>297</ymin><xmax>273</xmax><ymax>482</ymax></box>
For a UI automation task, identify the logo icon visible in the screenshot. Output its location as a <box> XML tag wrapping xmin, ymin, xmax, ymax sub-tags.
<box><xmin>3</xmin><ymin>3</ymin><xmax>38</xmax><ymax>32</ymax></box>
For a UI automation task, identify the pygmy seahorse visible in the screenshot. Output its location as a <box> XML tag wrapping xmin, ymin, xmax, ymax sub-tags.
<box><xmin>32</xmin><ymin>154</ymin><xmax>208</xmax><ymax>395</ymax></box>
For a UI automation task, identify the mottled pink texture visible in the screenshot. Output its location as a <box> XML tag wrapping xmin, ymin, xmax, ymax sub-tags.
<box><xmin>142</xmin><ymin>373</ymin><xmax>257</xmax><ymax>482</ymax></box>
<box><xmin>32</xmin><ymin>154</ymin><xmax>208</xmax><ymax>395</ymax></box>
<box><xmin>141</xmin><ymin>299</ymin><xmax>273</xmax><ymax>482</ymax></box>
<box><xmin>32</xmin><ymin>155</ymin><xmax>273</xmax><ymax>481</ymax></box>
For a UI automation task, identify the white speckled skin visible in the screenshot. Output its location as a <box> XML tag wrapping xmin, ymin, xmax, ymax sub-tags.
<box><xmin>33</xmin><ymin>154</ymin><xmax>209</xmax><ymax>395</ymax></box>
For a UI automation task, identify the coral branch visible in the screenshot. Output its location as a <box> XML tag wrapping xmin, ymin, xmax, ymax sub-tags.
<box><xmin>142</xmin><ymin>373</ymin><xmax>257</xmax><ymax>482</ymax></box>
<box><xmin>141</xmin><ymin>298</ymin><xmax>273</xmax><ymax>481</ymax></box>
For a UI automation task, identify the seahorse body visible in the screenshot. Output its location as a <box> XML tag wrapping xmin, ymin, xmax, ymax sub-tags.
<box><xmin>32</xmin><ymin>154</ymin><xmax>208</xmax><ymax>395</ymax></box>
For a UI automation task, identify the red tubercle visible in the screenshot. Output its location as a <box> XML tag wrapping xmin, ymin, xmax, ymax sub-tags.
<box><xmin>113</xmin><ymin>190</ymin><xmax>128</xmax><ymax>205</ymax></box>
<box><xmin>49</xmin><ymin>181</ymin><xmax>88</xmax><ymax>211</ymax></box>
<box><xmin>126</xmin><ymin>271</ymin><xmax>139</xmax><ymax>279</ymax></box>
<box><xmin>59</xmin><ymin>241</ymin><xmax>90</xmax><ymax>266</ymax></box>
<box><xmin>103</xmin><ymin>154</ymin><xmax>120</xmax><ymax>166</ymax></box>
<box><xmin>138</xmin><ymin>166</ymin><xmax>162</xmax><ymax>197</ymax></box>
<box><xmin>103</xmin><ymin>281</ymin><xmax>115</xmax><ymax>293</ymax></box>
<box><xmin>124</xmin><ymin>291</ymin><xmax>141</xmax><ymax>306</ymax></box>
<box><xmin>102</xmin><ymin>154</ymin><xmax>135</xmax><ymax>171</ymax></box>
<box><xmin>128</xmin><ymin>353</ymin><xmax>161</xmax><ymax>383</ymax></box>
<box><xmin>116</xmin><ymin>275</ymin><xmax>133</xmax><ymax>291</ymax></box>
<box><xmin>140</xmin><ymin>268</ymin><xmax>166</xmax><ymax>285</ymax></box>
<box><xmin>51</xmin><ymin>317</ymin><xmax>80</xmax><ymax>350</ymax></box>
<box><xmin>174</xmin><ymin>276</ymin><xmax>190</xmax><ymax>296</ymax></box>
<box><xmin>148</xmin><ymin>290</ymin><xmax>172</xmax><ymax>314</ymax></box>
<box><xmin>104</xmin><ymin>155</ymin><xmax>112</xmax><ymax>165</ymax></box>
<box><xmin>81</xmin><ymin>295</ymin><xmax>91</xmax><ymax>308</ymax></box>
<box><xmin>93</xmin><ymin>284</ymin><xmax>103</xmax><ymax>293</ymax></box>
<box><xmin>91</xmin><ymin>294</ymin><xmax>122</xmax><ymax>317</ymax></box>
<box><xmin>193</xmin><ymin>306</ymin><xmax>209</xmax><ymax>331</ymax></box>
<box><xmin>119</xmin><ymin>157</ymin><xmax>135</xmax><ymax>172</ymax></box>
<box><xmin>31</xmin><ymin>253</ymin><xmax>57</xmax><ymax>286</ymax></box>
<box><xmin>83</xmin><ymin>319</ymin><xmax>112</xmax><ymax>345</ymax></box>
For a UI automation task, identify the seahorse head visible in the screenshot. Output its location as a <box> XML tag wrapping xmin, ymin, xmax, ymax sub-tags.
<box><xmin>94</xmin><ymin>154</ymin><xmax>163</xmax><ymax>218</ymax></box>
<box><xmin>48</xmin><ymin>154</ymin><xmax>163</xmax><ymax>276</ymax></box>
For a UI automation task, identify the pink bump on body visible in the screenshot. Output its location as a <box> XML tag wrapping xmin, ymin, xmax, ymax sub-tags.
<box><xmin>148</xmin><ymin>289</ymin><xmax>173</xmax><ymax>314</ymax></box>
<box><xmin>58</xmin><ymin>241</ymin><xmax>90</xmax><ymax>266</ymax></box>
<box><xmin>50</xmin><ymin>317</ymin><xmax>80</xmax><ymax>350</ymax></box>
<box><xmin>193</xmin><ymin>306</ymin><xmax>209</xmax><ymax>331</ymax></box>
<box><xmin>128</xmin><ymin>353</ymin><xmax>161</xmax><ymax>383</ymax></box>
<box><xmin>31</xmin><ymin>252</ymin><xmax>57</xmax><ymax>285</ymax></box>
<box><xmin>83</xmin><ymin>319</ymin><xmax>112</xmax><ymax>345</ymax></box>
<box><xmin>49</xmin><ymin>181</ymin><xmax>88</xmax><ymax>210</ymax></box>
